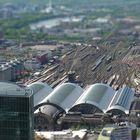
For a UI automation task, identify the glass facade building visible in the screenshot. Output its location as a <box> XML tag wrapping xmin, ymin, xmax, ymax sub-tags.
<box><xmin>0</xmin><ymin>82</ymin><xmax>34</xmax><ymax>140</ymax></box>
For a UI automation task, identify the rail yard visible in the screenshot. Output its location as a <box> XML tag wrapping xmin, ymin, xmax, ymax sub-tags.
<box><xmin>22</xmin><ymin>0</ymin><xmax>140</xmax><ymax>93</ymax></box>
<box><xmin>25</xmin><ymin>38</ymin><xmax>140</xmax><ymax>91</ymax></box>
<box><xmin>1</xmin><ymin>1</ymin><xmax>140</xmax><ymax>140</ymax></box>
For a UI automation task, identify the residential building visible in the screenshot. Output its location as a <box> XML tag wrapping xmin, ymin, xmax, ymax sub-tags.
<box><xmin>0</xmin><ymin>64</ymin><xmax>12</xmax><ymax>81</ymax></box>
<box><xmin>24</xmin><ymin>59</ymin><xmax>41</xmax><ymax>71</ymax></box>
<box><xmin>0</xmin><ymin>60</ymin><xmax>25</xmax><ymax>81</ymax></box>
<box><xmin>37</xmin><ymin>53</ymin><xmax>48</xmax><ymax>65</ymax></box>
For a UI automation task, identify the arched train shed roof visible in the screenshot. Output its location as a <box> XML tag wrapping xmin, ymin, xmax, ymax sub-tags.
<box><xmin>38</xmin><ymin>83</ymin><xmax>83</xmax><ymax>112</ymax></box>
<box><xmin>27</xmin><ymin>82</ymin><xmax>53</xmax><ymax>107</ymax></box>
<box><xmin>69</xmin><ymin>84</ymin><xmax>134</xmax><ymax>115</ymax></box>
<box><xmin>70</xmin><ymin>83</ymin><xmax>115</xmax><ymax>113</ymax></box>
<box><xmin>107</xmin><ymin>86</ymin><xmax>134</xmax><ymax>114</ymax></box>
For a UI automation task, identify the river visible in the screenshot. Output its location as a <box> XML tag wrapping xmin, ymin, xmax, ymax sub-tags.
<box><xmin>30</xmin><ymin>16</ymin><xmax>84</xmax><ymax>30</ymax></box>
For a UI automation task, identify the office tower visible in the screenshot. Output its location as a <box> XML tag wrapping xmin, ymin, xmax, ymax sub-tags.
<box><xmin>0</xmin><ymin>82</ymin><xmax>34</xmax><ymax>140</ymax></box>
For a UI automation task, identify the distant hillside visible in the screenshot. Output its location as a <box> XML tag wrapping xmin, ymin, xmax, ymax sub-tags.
<box><xmin>0</xmin><ymin>0</ymin><xmax>47</xmax><ymax>4</ymax></box>
<box><xmin>0</xmin><ymin>0</ymin><xmax>140</xmax><ymax>6</ymax></box>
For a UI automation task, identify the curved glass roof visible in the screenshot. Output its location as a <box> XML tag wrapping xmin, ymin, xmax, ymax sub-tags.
<box><xmin>69</xmin><ymin>103</ymin><xmax>102</xmax><ymax>114</ymax></box>
<box><xmin>71</xmin><ymin>84</ymin><xmax>134</xmax><ymax>115</ymax></box>
<box><xmin>82</xmin><ymin>84</ymin><xmax>111</xmax><ymax>103</ymax></box>
<box><xmin>40</xmin><ymin>83</ymin><xmax>83</xmax><ymax>111</ymax></box>
<box><xmin>75</xmin><ymin>83</ymin><xmax>115</xmax><ymax>112</ymax></box>
<box><xmin>27</xmin><ymin>82</ymin><xmax>52</xmax><ymax>94</ymax></box>
<box><xmin>27</xmin><ymin>82</ymin><xmax>53</xmax><ymax>107</ymax></box>
<box><xmin>108</xmin><ymin>87</ymin><xmax>134</xmax><ymax>114</ymax></box>
<box><xmin>115</xmin><ymin>87</ymin><xmax>133</xmax><ymax>108</ymax></box>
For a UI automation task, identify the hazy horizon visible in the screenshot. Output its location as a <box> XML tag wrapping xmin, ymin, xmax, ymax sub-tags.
<box><xmin>0</xmin><ymin>0</ymin><xmax>139</xmax><ymax>5</ymax></box>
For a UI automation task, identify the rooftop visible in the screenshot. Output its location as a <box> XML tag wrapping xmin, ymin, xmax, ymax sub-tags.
<box><xmin>27</xmin><ymin>82</ymin><xmax>53</xmax><ymax>107</ymax></box>
<box><xmin>39</xmin><ymin>82</ymin><xmax>83</xmax><ymax>111</ymax></box>
<box><xmin>36</xmin><ymin>129</ymin><xmax>87</xmax><ymax>139</ymax></box>
<box><xmin>0</xmin><ymin>82</ymin><xmax>32</xmax><ymax>97</ymax></box>
<box><xmin>70</xmin><ymin>83</ymin><xmax>134</xmax><ymax>115</ymax></box>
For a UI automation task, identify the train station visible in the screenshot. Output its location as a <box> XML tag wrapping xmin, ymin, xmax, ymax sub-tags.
<box><xmin>31</xmin><ymin>82</ymin><xmax>136</xmax><ymax>131</ymax></box>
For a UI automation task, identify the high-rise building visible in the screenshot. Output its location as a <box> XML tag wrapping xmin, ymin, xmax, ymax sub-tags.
<box><xmin>0</xmin><ymin>82</ymin><xmax>34</xmax><ymax>140</ymax></box>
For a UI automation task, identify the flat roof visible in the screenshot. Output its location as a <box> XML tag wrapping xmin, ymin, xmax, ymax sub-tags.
<box><xmin>0</xmin><ymin>65</ymin><xmax>11</xmax><ymax>71</ymax></box>
<box><xmin>0</xmin><ymin>82</ymin><xmax>33</xmax><ymax>97</ymax></box>
<box><xmin>35</xmin><ymin>129</ymin><xmax>87</xmax><ymax>139</ymax></box>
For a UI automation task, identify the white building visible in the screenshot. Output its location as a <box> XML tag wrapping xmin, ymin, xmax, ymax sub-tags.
<box><xmin>24</xmin><ymin>59</ymin><xmax>41</xmax><ymax>71</ymax></box>
<box><xmin>35</xmin><ymin>129</ymin><xmax>87</xmax><ymax>140</ymax></box>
